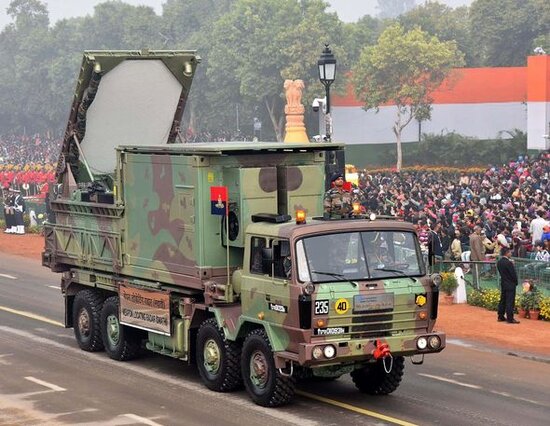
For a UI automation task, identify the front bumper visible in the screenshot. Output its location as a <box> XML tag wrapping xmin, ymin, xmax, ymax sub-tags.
<box><xmin>276</xmin><ymin>331</ymin><xmax>446</xmax><ymax>367</ymax></box>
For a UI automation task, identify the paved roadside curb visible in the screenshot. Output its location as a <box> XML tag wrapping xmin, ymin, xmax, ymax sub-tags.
<box><xmin>447</xmin><ymin>338</ymin><xmax>550</xmax><ymax>364</ymax></box>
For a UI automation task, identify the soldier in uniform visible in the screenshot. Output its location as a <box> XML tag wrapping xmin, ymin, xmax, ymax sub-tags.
<box><xmin>3</xmin><ymin>185</ymin><xmax>15</xmax><ymax>234</ymax></box>
<box><xmin>323</xmin><ymin>172</ymin><xmax>355</xmax><ymax>219</ymax></box>
<box><xmin>13</xmin><ymin>189</ymin><xmax>26</xmax><ymax>235</ymax></box>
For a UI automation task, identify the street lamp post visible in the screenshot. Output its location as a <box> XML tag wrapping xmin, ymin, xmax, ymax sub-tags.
<box><xmin>317</xmin><ymin>44</ymin><xmax>337</xmax><ymax>141</ymax></box>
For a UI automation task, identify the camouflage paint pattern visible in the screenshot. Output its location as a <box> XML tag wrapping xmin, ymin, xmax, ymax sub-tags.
<box><xmin>43</xmin><ymin>51</ymin><xmax>444</xmax><ymax>375</ymax></box>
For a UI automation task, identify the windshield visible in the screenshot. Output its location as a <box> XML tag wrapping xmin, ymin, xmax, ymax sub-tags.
<box><xmin>297</xmin><ymin>231</ymin><xmax>424</xmax><ymax>283</ymax></box>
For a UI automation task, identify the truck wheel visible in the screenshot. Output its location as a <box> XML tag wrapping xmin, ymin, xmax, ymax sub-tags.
<box><xmin>196</xmin><ymin>318</ymin><xmax>242</xmax><ymax>392</ymax></box>
<box><xmin>100</xmin><ymin>296</ymin><xmax>141</xmax><ymax>361</ymax></box>
<box><xmin>73</xmin><ymin>289</ymin><xmax>104</xmax><ymax>352</ymax></box>
<box><xmin>350</xmin><ymin>356</ymin><xmax>405</xmax><ymax>395</ymax></box>
<box><xmin>241</xmin><ymin>328</ymin><xmax>295</xmax><ymax>407</ymax></box>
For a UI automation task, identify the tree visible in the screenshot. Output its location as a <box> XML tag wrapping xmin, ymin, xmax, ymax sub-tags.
<box><xmin>469</xmin><ymin>0</ymin><xmax>543</xmax><ymax>66</ymax></box>
<box><xmin>351</xmin><ymin>24</ymin><xmax>464</xmax><ymax>171</ymax></box>
<box><xmin>160</xmin><ymin>0</ymin><xmax>235</xmax><ymax>47</ymax></box>
<box><xmin>78</xmin><ymin>2</ymin><xmax>162</xmax><ymax>49</ymax></box>
<box><xmin>531</xmin><ymin>0</ymin><xmax>550</xmax><ymax>53</ymax></box>
<box><xmin>399</xmin><ymin>1</ymin><xmax>476</xmax><ymax>66</ymax></box>
<box><xmin>159</xmin><ymin>0</ymin><xmax>239</xmax><ymax>138</ymax></box>
<box><xmin>45</xmin><ymin>18</ymin><xmax>90</xmax><ymax>129</ymax></box>
<box><xmin>0</xmin><ymin>0</ymin><xmax>53</xmax><ymax>132</ymax></box>
<box><xmin>342</xmin><ymin>15</ymin><xmax>385</xmax><ymax>68</ymax></box>
<box><xmin>207</xmin><ymin>0</ymin><xmax>344</xmax><ymax>141</ymax></box>
<box><xmin>6</xmin><ymin>0</ymin><xmax>49</xmax><ymax>28</ymax></box>
<box><xmin>377</xmin><ymin>0</ymin><xmax>416</xmax><ymax>19</ymax></box>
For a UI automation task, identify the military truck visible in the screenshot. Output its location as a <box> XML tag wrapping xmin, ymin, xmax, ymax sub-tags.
<box><xmin>43</xmin><ymin>50</ymin><xmax>445</xmax><ymax>407</ymax></box>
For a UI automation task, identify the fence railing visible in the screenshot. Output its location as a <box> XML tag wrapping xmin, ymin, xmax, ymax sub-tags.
<box><xmin>430</xmin><ymin>258</ymin><xmax>550</xmax><ymax>296</ymax></box>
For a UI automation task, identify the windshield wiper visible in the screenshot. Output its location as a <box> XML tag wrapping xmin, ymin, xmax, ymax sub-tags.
<box><xmin>311</xmin><ymin>270</ymin><xmax>358</xmax><ymax>287</ymax></box>
<box><xmin>373</xmin><ymin>267</ymin><xmax>415</xmax><ymax>282</ymax></box>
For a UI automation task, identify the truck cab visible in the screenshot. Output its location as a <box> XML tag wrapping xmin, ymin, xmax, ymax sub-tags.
<box><xmin>233</xmin><ymin>215</ymin><xmax>444</xmax><ymax>370</ymax></box>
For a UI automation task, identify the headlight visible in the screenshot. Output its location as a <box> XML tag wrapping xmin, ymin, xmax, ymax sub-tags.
<box><xmin>417</xmin><ymin>337</ymin><xmax>428</xmax><ymax>350</ymax></box>
<box><xmin>323</xmin><ymin>345</ymin><xmax>336</xmax><ymax>359</ymax></box>
<box><xmin>312</xmin><ymin>346</ymin><xmax>323</xmax><ymax>359</ymax></box>
<box><xmin>304</xmin><ymin>282</ymin><xmax>315</xmax><ymax>295</ymax></box>
<box><xmin>428</xmin><ymin>335</ymin><xmax>441</xmax><ymax>350</ymax></box>
<box><xmin>431</xmin><ymin>274</ymin><xmax>442</xmax><ymax>287</ymax></box>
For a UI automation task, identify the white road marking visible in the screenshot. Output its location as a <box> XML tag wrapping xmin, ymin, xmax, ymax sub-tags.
<box><xmin>418</xmin><ymin>373</ymin><xmax>482</xmax><ymax>389</ymax></box>
<box><xmin>419</xmin><ymin>373</ymin><xmax>546</xmax><ymax>407</ymax></box>
<box><xmin>24</xmin><ymin>376</ymin><xmax>66</xmax><ymax>392</ymax></box>
<box><xmin>47</xmin><ymin>286</ymin><xmax>59</xmax><ymax>290</ymax></box>
<box><xmin>0</xmin><ymin>353</ymin><xmax>13</xmax><ymax>366</ymax></box>
<box><xmin>122</xmin><ymin>414</ymin><xmax>164</xmax><ymax>426</ymax></box>
<box><xmin>0</xmin><ymin>306</ymin><xmax>64</xmax><ymax>327</ymax></box>
<box><xmin>0</xmin><ymin>273</ymin><xmax>17</xmax><ymax>280</ymax></box>
<box><xmin>452</xmin><ymin>372</ymin><xmax>466</xmax><ymax>376</ymax></box>
<box><xmin>489</xmin><ymin>390</ymin><xmax>545</xmax><ymax>407</ymax></box>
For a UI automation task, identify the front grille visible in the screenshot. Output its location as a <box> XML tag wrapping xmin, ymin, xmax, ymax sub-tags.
<box><xmin>351</xmin><ymin>311</ymin><xmax>393</xmax><ymax>337</ymax></box>
<box><xmin>325</xmin><ymin>309</ymin><xmax>426</xmax><ymax>339</ymax></box>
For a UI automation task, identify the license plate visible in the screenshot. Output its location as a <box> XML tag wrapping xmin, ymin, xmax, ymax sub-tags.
<box><xmin>353</xmin><ymin>293</ymin><xmax>394</xmax><ymax>313</ymax></box>
<box><xmin>314</xmin><ymin>326</ymin><xmax>349</xmax><ymax>336</ymax></box>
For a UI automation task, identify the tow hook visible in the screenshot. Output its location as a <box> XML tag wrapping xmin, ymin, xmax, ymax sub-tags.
<box><xmin>278</xmin><ymin>360</ymin><xmax>294</xmax><ymax>377</ymax></box>
<box><xmin>372</xmin><ymin>339</ymin><xmax>393</xmax><ymax>373</ymax></box>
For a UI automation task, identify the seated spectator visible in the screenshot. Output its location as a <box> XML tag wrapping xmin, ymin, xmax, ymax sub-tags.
<box><xmin>534</xmin><ymin>241</ymin><xmax>550</xmax><ymax>262</ymax></box>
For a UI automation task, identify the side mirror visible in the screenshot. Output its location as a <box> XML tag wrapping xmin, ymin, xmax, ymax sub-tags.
<box><xmin>261</xmin><ymin>248</ymin><xmax>273</xmax><ymax>274</ymax></box>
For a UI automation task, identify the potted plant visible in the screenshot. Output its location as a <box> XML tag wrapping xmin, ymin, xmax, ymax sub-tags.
<box><xmin>527</xmin><ymin>286</ymin><xmax>542</xmax><ymax>320</ymax></box>
<box><xmin>518</xmin><ymin>288</ymin><xmax>530</xmax><ymax>318</ymax></box>
<box><xmin>440</xmin><ymin>272</ymin><xmax>458</xmax><ymax>304</ymax></box>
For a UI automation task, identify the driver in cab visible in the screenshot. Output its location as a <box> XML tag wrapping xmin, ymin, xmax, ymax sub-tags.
<box><xmin>366</xmin><ymin>233</ymin><xmax>390</xmax><ymax>269</ymax></box>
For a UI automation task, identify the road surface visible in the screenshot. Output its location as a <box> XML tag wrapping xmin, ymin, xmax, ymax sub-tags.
<box><xmin>1</xmin><ymin>253</ymin><xmax>549</xmax><ymax>425</ymax></box>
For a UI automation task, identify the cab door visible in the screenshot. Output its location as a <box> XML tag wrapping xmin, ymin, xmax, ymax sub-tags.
<box><xmin>241</xmin><ymin>237</ymin><xmax>292</xmax><ymax>326</ymax></box>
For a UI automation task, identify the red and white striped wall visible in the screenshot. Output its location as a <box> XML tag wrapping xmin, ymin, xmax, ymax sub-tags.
<box><xmin>331</xmin><ymin>55</ymin><xmax>550</xmax><ymax>150</ymax></box>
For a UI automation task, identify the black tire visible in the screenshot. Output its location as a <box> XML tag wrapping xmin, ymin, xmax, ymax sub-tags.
<box><xmin>241</xmin><ymin>328</ymin><xmax>295</xmax><ymax>407</ymax></box>
<box><xmin>351</xmin><ymin>356</ymin><xmax>405</xmax><ymax>395</ymax></box>
<box><xmin>100</xmin><ymin>296</ymin><xmax>142</xmax><ymax>361</ymax></box>
<box><xmin>196</xmin><ymin>318</ymin><xmax>242</xmax><ymax>392</ymax></box>
<box><xmin>73</xmin><ymin>289</ymin><xmax>104</xmax><ymax>352</ymax></box>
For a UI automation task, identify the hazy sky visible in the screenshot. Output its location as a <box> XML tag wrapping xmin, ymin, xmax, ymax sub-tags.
<box><xmin>0</xmin><ymin>0</ymin><xmax>474</xmax><ymax>29</ymax></box>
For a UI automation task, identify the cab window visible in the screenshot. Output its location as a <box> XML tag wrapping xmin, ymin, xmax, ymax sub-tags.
<box><xmin>272</xmin><ymin>239</ymin><xmax>290</xmax><ymax>279</ymax></box>
<box><xmin>250</xmin><ymin>236</ymin><xmax>266</xmax><ymax>274</ymax></box>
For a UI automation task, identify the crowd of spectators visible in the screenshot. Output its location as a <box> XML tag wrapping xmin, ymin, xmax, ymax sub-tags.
<box><xmin>355</xmin><ymin>151</ymin><xmax>550</xmax><ymax>260</ymax></box>
<box><xmin>0</xmin><ymin>134</ymin><xmax>59</xmax><ymax>197</ymax></box>
<box><xmin>0</xmin><ymin>134</ymin><xmax>60</xmax><ymax>165</ymax></box>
